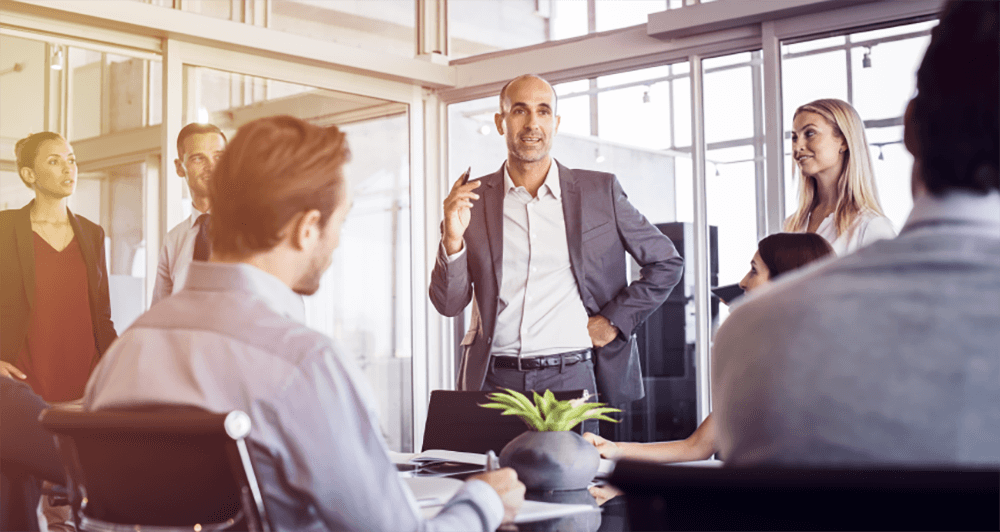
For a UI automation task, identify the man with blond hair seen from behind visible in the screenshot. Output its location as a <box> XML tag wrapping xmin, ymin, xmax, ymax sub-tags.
<box><xmin>85</xmin><ymin>116</ymin><xmax>524</xmax><ymax>530</ymax></box>
<box><xmin>714</xmin><ymin>0</ymin><xmax>999</xmax><ymax>466</ymax></box>
<box><xmin>151</xmin><ymin>122</ymin><xmax>227</xmax><ymax>305</ymax></box>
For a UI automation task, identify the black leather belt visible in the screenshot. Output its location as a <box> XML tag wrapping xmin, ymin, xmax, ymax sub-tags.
<box><xmin>492</xmin><ymin>349</ymin><xmax>592</xmax><ymax>371</ymax></box>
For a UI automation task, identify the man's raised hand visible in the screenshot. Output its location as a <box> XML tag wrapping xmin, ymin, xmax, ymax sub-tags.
<box><xmin>442</xmin><ymin>167</ymin><xmax>480</xmax><ymax>255</ymax></box>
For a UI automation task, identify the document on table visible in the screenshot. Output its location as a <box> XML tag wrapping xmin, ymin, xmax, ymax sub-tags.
<box><xmin>391</xmin><ymin>450</ymin><xmax>616</xmax><ymax>479</ymax></box>
<box><xmin>403</xmin><ymin>477</ymin><xmax>599</xmax><ymax>524</ymax></box>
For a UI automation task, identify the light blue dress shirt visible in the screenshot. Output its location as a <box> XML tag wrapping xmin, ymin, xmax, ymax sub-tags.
<box><xmin>84</xmin><ymin>261</ymin><xmax>504</xmax><ymax>531</ymax></box>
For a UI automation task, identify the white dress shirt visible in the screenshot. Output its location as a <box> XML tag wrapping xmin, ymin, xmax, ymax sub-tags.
<box><xmin>715</xmin><ymin>190</ymin><xmax>1000</xmax><ymax>466</ymax></box>
<box><xmin>809</xmin><ymin>209</ymin><xmax>896</xmax><ymax>255</ymax></box>
<box><xmin>85</xmin><ymin>261</ymin><xmax>504</xmax><ymax>531</ymax></box>
<box><xmin>150</xmin><ymin>206</ymin><xmax>205</xmax><ymax>305</ymax></box>
<box><xmin>449</xmin><ymin>162</ymin><xmax>592</xmax><ymax>358</ymax></box>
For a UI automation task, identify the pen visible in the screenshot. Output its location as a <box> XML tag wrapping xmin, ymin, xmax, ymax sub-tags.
<box><xmin>485</xmin><ymin>450</ymin><xmax>499</xmax><ymax>472</ymax></box>
<box><xmin>459</xmin><ymin>167</ymin><xmax>471</xmax><ymax>186</ymax></box>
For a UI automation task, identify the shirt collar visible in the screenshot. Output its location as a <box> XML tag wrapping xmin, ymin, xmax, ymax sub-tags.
<box><xmin>183</xmin><ymin>261</ymin><xmax>306</xmax><ymax>323</ymax></box>
<box><xmin>189</xmin><ymin>204</ymin><xmax>207</xmax><ymax>229</ymax></box>
<box><xmin>503</xmin><ymin>160</ymin><xmax>561</xmax><ymax>199</ymax></box>
<box><xmin>903</xmin><ymin>190</ymin><xmax>1000</xmax><ymax>231</ymax></box>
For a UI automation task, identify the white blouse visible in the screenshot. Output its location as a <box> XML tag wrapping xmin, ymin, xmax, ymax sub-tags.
<box><xmin>810</xmin><ymin>209</ymin><xmax>897</xmax><ymax>255</ymax></box>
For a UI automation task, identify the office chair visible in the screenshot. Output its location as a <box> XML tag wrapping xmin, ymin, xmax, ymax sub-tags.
<box><xmin>609</xmin><ymin>458</ymin><xmax>1000</xmax><ymax>531</ymax></box>
<box><xmin>40</xmin><ymin>406</ymin><xmax>272</xmax><ymax>532</ymax></box>
<box><xmin>421</xmin><ymin>389</ymin><xmax>586</xmax><ymax>454</ymax></box>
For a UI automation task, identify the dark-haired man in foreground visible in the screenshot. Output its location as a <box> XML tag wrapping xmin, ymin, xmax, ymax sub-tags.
<box><xmin>85</xmin><ymin>115</ymin><xmax>524</xmax><ymax>530</ymax></box>
<box><xmin>151</xmin><ymin>122</ymin><xmax>227</xmax><ymax>305</ymax></box>
<box><xmin>714</xmin><ymin>0</ymin><xmax>999</xmax><ymax>466</ymax></box>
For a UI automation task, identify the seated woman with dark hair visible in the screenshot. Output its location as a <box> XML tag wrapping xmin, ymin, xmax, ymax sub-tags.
<box><xmin>584</xmin><ymin>233</ymin><xmax>835</xmax><ymax>464</ymax></box>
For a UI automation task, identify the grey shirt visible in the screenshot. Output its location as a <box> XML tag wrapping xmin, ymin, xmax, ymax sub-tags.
<box><xmin>84</xmin><ymin>261</ymin><xmax>504</xmax><ymax>531</ymax></box>
<box><xmin>714</xmin><ymin>190</ymin><xmax>1000</xmax><ymax>466</ymax></box>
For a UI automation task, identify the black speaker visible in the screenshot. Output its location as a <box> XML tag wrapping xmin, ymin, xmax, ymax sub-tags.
<box><xmin>604</xmin><ymin>222</ymin><xmax>718</xmax><ymax>443</ymax></box>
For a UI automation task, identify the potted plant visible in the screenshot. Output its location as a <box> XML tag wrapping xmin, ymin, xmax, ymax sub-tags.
<box><xmin>480</xmin><ymin>389</ymin><xmax>621</xmax><ymax>490</ymax></box>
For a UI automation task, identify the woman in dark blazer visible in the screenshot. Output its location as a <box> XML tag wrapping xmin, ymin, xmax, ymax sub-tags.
<box><xmin>0</xmin><ymin>132</ymin><xmax>116</xmax><ymax>402</ymax></box>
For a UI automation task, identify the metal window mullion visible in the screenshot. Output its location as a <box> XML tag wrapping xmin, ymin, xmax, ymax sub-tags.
<box><xmin>750</xmin><ymin>49</ymin><xmax>767</xmax><ymax>240</ymax></box>
<box><xmin>689</xmin><ymin>54</ymin><xmax>711</xmax><ymax>424</ymax></box>
<box><xmin>159</xmin><ymin>38</ymin><xmax>184</xmax><ymax>306</ymax></box>
<box><xmin>844</xmin><ymin>35</ymin><xmax>853</xmax><ymax>105</ymax></box>
<box><xmin>762</xmin><ymin>21</ymin><xmax>785</xmax><ymax>236</ymax></box>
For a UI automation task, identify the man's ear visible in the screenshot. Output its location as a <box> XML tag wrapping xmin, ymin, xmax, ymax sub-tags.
<box><xmin>19</xmin><ymin>167</ymin><xmax>35</xmax><ymax>188</ymax></box>
<box><xmin>554</xmin><ymin>115</ymin><xmax>561</xmax><ymax>134</ymax></box>
<box><xmin>175</xmin><ymin>157</ymin><xmax>186</xmax><ymax>178</ymax></box>
<box><xmin>494</xmin><ymin>112</ymin><xmax>505</xmax><ymax>135</ymax></box>
<box><xmin>291</xmin><ymin>209</ymin><xmax>323</xmax><ymax>251</ymax></box>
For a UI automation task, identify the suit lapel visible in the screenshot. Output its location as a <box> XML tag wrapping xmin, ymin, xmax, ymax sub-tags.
<box><xmin>483</xmin><ymin>166</ymin><xmax>505</xmax><ymax>292</ymax></box>
<box><xmin>15</xmin><ymin>203</ymin><xmax>36</xmax><ymax>310</ymax></box>
<box><xmin>558</xmin><ymin>163</ymin><xmax>589</xmax><ymax>308</ymax></box>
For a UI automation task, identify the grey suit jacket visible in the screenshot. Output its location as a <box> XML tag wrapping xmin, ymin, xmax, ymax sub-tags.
<box><xmin>429</xmin><ymin>162</ymin><xmax>684</xmax><ymax>405</ymax></box>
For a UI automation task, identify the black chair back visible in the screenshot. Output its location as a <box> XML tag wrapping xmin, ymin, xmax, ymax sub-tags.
<box><xmin>422</xmin><ymin>389</ymin><xmax>586</xmax><ymax>454</ymax></box>
<box><xmin>610</xmin><ymin>459</ymin><xmax>1000</xmax><ymax>531</ymax></box>
<box><xmin>40</xmin><ymin>406</ymin><xmax>271</xmax><ymax>532</ymax></box>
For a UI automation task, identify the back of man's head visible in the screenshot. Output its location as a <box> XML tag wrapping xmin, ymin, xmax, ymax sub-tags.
<box><xmin>209</xmin><ymin>115</ymin><xmax>350</xmax><ymax>257</ymax></box>
<box><xmin>911</xmin><ymin>0</ymin><xmax>999</xmax><ymax>196</ymax></box>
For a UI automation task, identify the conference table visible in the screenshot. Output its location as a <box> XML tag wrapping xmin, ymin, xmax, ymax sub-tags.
<box><xmin>394</xmin><ymin>450</ymin><xmax>723</xmax><ymax>531</ymax></box>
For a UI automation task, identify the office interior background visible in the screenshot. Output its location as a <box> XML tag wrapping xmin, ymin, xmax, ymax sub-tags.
<box><xmin>0</xmin><ymin>0</ymin><xmax>940</xmax><ymax>453</ymax></box>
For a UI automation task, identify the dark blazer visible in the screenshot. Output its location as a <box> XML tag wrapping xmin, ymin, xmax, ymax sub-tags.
<box><xmin>0</xmin><ymin>376</ymin><xmax>63</xmax><ymax>531</ymax></box>
<box><xmin>0</xmin><ymin>201</ymin><xmax>117</xmax><ymax>366</ymax></box>
<box><xmin>430</xmin><ymin>162</ymin><xmax>684</xmax><ymax>405</ymax></box>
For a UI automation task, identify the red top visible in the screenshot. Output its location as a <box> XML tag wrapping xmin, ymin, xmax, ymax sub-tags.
<box><xmin>16</xmin><ymin>232</ymin><xmax>98</xmax><ymax>402</ymax></box>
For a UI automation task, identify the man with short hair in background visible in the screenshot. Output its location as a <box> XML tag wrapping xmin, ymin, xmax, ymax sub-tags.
<box><xmin>714</xmin><ymin>0</ymin><xmax>999</xmax><ymax>466</ymax></box>
<box><xmin>151</xmin><ymin>122</ymin><xmax>227</xmax><ymax>305</ymax></box>
<box><xmin>84</xmin><ymin>115</ymin><xmax>524</xmax><ymax>531</ymax></box>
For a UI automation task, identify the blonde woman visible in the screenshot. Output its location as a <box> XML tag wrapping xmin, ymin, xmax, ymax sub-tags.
<box><xmin>786</xmin><ymin>98</ymin><xmax>895</xmax><ymax>254</ymax></box>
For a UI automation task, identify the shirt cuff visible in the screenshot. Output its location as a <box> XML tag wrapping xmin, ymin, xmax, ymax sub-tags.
<box><xmin>448</xmin><ymin>479</ymin><xmax>505</xmax><ymax>531</ymax></box>
<box><xmin>442</xmin><ymin>241</ymin><xmax>467</xmax><ymax>263</ymax></box>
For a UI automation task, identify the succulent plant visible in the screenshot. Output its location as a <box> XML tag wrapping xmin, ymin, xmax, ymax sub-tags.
<box><xmin>480</xmin><ymin>388</ymin><xmax>621</xmax><ymax>432</ymax></box>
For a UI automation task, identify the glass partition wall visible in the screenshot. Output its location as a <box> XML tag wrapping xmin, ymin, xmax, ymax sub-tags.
<box><xmin>445</xmin><ymin>10</ymin><xmax>936</xmax><ymax>446</ymax></box>
<box><xmin>2</xmin><ymin>0</ymin><xmax>942</xmax><ymax>452</ymax></box>
<box><xmin>182</xmin><ymin>66</ymin><xmax>415</xmax><ymax>451</ymax></box>
<box><xmin>0</xmin><ymin>33</ymin><xmax>160</xmax><ymax>333</ymax></box>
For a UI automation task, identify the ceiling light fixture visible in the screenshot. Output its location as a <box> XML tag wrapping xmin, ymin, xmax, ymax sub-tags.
<box><xmin>50</xmin><ymin>46</ymin><xmax>64</xmax><ymax>71</ymax></box>
<box><xmin>862</xmin><ymin>46</ymin><xmax>872</xmax><ymax>69</ymax></box>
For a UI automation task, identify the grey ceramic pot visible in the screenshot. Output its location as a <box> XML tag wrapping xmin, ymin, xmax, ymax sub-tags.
<box><xmin>499</xmin><ymin>430</ymin><xmax>600</xmax><ymax>490</ymax></box>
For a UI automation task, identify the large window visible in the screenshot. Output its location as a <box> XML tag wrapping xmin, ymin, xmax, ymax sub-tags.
<box><xmin>0</xmin><ymin>33</ymin><xmax>160</xmax><ymax>330</ymax></box>
<box><xmin>703</xmin><ymin>51</ymin><xmax>764</xmax><ymax>325</ymax></box>
<box><xmin>451</xmin><ymin>0</ymin><xmax>700</xmax><ymax>59</ymax></box>
<box><xmin>183</xmin><ymin>66</ymin><xmax>415</xmax><ymax>451</ymax></box>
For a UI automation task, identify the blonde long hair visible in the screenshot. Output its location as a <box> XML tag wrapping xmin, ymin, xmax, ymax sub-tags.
<box><xmin>784</xmin><ymin>99</ymin><xmax>885</xmax><ymax>237</ymax></box>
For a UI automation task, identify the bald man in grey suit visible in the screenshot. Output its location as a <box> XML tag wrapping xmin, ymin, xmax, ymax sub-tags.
<box><xmin>430</xmin><ymin>75</ymin><xmax>683</xmax><ymax>408</ymax></box>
